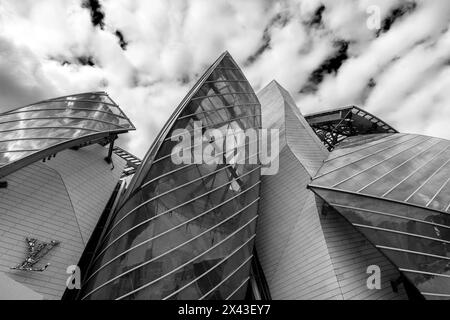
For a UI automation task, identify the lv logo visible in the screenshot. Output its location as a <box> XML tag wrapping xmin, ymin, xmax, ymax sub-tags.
<box><xmin>11</xmin><ymin>238</ymin><xmax>60</xmax><ymax>272</ymax></box>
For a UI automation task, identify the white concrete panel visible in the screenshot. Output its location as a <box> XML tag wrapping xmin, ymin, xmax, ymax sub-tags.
<box><xmin>0</xmin><ymin>144</ymin><xmax>126</xmax><ymax>299</ymax></box>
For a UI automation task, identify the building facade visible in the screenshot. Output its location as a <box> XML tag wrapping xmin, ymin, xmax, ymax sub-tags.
<box><xmin>77</xmin><ymin>52</ymin><xmax>262</xmax><ymax>300</ymax></box>
<box><xmin>1</xmin><ymin>52</ymin><xmax>449</xmax><ymax>300</ymax></box>
<box><xmin>74</xmin><ymin>52</ymin><xmax>448</xmax><ymax>300</ymax></box>
<box><xmin>309</xmin><ymin>133</ymin><xmax>450</xmax><ymax>300</ymax></box>
<box><xmin>254</xmin><ymin>81</ymin><xmax>409</xmax><ymax>300</ymax></box>
<box><xmin>254</xmin><ymin>79</ymin><xmax>450</xmax><ymax>300</ymax></box>
<box><xmin>0</xmin><ymin>92</ymin><xmax>135</xmax><ymax>299</ymax></box>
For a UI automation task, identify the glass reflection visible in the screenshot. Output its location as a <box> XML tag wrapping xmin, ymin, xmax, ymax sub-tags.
<box><xmin>313</xmin><ymin>188</ymin><xmax>450</xmax><ymax>299</ymax></box>
<box><xmin>315</xmin><ymin>135</ymin><xmax>425</xmax><ymax>187</ymax></box>
<box><xmin>80</xmin><ymin>53</ymin><xmax>261</xmax><ymax>300</ymax></box>
<box><xmin>0</xmin><ymin>93</ymin><xmax>134</xmax><ymax>173</ymax></box>
<box><xmin>314</xmin><ymin>133</ymin><xmax>450</xmax><ymax>211</ymax></box>
<box><xmin>402</xmin><ymin>271</ymin><xmax>450</xmax><ymax>299</ymax></box>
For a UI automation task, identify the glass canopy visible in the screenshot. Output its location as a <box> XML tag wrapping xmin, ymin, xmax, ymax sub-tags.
<box><xmin>312</xmin><ymin>133</ymin><xmax>450</xmax><ymax>212</ymax></box>
<box><xmin>310</xmin><ymin>132</ymin><xmax>450</xmax><ymax>299</ymax></box>
<box><xmin>0</xmin><ymin>92</ymin><xmax>135</xmax><ymax>178</ymax></box>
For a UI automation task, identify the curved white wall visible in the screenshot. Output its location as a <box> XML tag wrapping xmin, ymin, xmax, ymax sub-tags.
<box><xmin>0</xmin><ymin>144</ymin><xmax>125</xmax><ymax>299</ymax></box>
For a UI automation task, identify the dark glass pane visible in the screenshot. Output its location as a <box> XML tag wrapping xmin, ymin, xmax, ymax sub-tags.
<box><xmin>402</xmin><ymin>272</ymin><xmax>450</xmax><ymax>299</ymax></box>
<box><xmin>80</xmin><ymin>53</ymin><xmax>260</xmax><ymax>301</ymax></box>
<box><xmin>87</xmin><ymin>181</ymin><xmax>259</xmax><ymax>280</ymax></box>
<box><xmin>106</xmin><ymin>163</ymin><xmax>259</xmax><ymax>244</ymax></box>
<box><xmin>314</xmin><ymin>189</ymin><xmax>450</xmax><ymax>232</ymax></box>
<box><xmin>139</xmin><ymin>239</ymin><xmax>254</xmax><ymax>300</ymax></box>
<box><xmin>84</xmin><ymin>218</ymin><xmax>257</xmax><ymax>300</ymax></box>
<box><xmin>342</xmin><ymin>208</ymin><xmax>450</xmax><ymax>242</ymax></box>
<box><xmin>200</xmin><ymin>256</ymin><xmax>252</xmax><ymax>300</ymax></box>
<box><xmin>312</xmin><ymin>187</ymin><xmax>450</xmax><ymax>299</ymax></box>
<box><xmin>225</xmin><ymin>278</ymin><xmax>249</xmax><ymax>300</ymax></box>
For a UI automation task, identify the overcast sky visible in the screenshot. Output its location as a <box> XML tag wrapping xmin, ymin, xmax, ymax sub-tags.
<box><xmin>0</xmin><ymin>0</ymin><xmax>449</xmax><ymax>158</ymax></box>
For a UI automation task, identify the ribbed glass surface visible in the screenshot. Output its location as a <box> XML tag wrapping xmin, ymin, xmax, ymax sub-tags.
<box><xmin>0</xmin><ymin>92</ymin><xmax>135</xmax><ymax>177</ymax></box>
<box><xmin>79</xmin><ymin>52</ymin><xmax>261</xmax><ymax>300</ymax></box>
<box><xmin>313</xmin><ymin>133</ymin><xmax>450</xmax><ymax>212</ymax></box>
<box><xmin>311</xmin><ymin>188</ymin><xmax>450</xmax><ymax>299</ymax></box>
<box><xmin>311</xmin><ymin>133</ymin><xmax>450</xmax><ymax>299</ymax></box>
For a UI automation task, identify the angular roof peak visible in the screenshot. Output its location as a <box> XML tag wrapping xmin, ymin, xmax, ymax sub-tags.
<box><xmin>80</xmin><ymin>49</ymin><xmax>262</xmax><ymax>301</ymax></box>
<box><xmin>123</xmin><ymin>50</ymin><xmax>260</xmax><ymax>197</ymax></box>
<box><xmin>257</xmin><ymin>80</ymin><xmax>328</xmax><ymax>176</ymax></box>
<box><xmin>261</xmin><ymin>79</ymin><xmax>286</xmax><ymax>93</ymax></box>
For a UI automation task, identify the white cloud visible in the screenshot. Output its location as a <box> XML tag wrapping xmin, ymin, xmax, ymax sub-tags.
<box><xmin>0</xmin><ymin>0</ymin><xmax>449</xmax><ymax>159</ymax></box>
<box><xmin>0</xmin><ymin>36</ymin><xmax>57</xmax><ymax>109</ymax></box>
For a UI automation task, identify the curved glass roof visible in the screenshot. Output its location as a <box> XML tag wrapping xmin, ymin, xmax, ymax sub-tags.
<box><xmin>0</xmin><ymin>92</ymin><xmax>135</xmax><ymax>178</ymax></box>
<box><xmin>311</xmin><ymin>133</ymin><xmax>450</xmax><ymax>212</ymax></box>
<box><xmin>310</xmin><ymin>133</ymin><xmax>450</xmax><ymax>299</ymax></box>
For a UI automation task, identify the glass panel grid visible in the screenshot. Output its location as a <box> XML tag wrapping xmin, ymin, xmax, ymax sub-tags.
<box><xmin>0</xmin><ymin>92</ymin><xmax>134</xmax><ymax>177</ymax></box>
<box><xmin>312</xmin><ymin>187</ymin><xmax>450</xmax><ymax>299</ymax></box>
<box><xmin>79</xmin><ymin>52</ymin><xmax>261</xmax><ymax>300</ymax></box>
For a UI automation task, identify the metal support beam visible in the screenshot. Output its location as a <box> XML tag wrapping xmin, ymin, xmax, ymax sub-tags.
<box><xmin>305</xmin><ymin>106</ymin><xmax>398</xmax><ymax>151</ymax></box>
<box><xmin>390</xmin><ymin>275</ymin><xmax>404</xmax><ymax>293</ymax></box>
<box><xmin>104</xmin><ymin>134</ymin><xmax>118</xmax><ymax>164</ymax></box>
